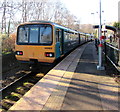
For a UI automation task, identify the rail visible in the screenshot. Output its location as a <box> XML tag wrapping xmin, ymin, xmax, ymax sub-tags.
<box><xmin>104</xmin><ymin>42</ymin><xmax>120</xmax><ymax>72</ymax></box>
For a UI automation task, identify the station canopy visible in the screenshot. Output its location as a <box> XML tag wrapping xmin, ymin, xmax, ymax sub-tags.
<box><xmin>93</xmin><ymin>25</ymin><xmax>117</xmax><ymax>32</ymax></box>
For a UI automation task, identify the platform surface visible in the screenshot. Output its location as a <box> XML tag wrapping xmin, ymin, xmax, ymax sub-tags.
<box><xmin>10</xmin><ymin>42</ymin><xmax>120</xmax><ymax>111</ymax></box>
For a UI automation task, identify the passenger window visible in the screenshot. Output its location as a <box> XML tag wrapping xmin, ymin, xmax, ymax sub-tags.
<box><xmin>18</xmin><ymin>27</ymin><xmax>29</xmax><ymax>43</ymax></box>
<box><xmin>56</xmin><ymin>29</ymin><xmax>61</xmax><ymax>42</ymax></box>
<box><xmin>40</xmin><ymin>26</ymin><xmax>52</xmax><ymax>44</ymax></box>
<box><xmin>18</xmin><ymin>25</ymin><xmax>52</xmax><ymax>45</ymax></box>
<box><xmin>64</xmin><ymin>32</ymin><xmax>70</xmax><ymax>42</ymax></box>
<box><xmin>29</xmin><ymin>27</ymin><xmax>39</xmax><ymax>43</ymax></box>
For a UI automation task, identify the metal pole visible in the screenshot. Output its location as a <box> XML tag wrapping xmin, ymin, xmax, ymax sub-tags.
<box><xmin>97</xmin><ymin>0</ymin><xmax>105</xmax><ymax>70</ymax></box>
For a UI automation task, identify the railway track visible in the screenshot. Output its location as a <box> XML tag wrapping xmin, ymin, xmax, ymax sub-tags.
<box><xmin>1</xmin><ymin>71</ymin><xmax>32</xmax><ymax>98</ymax></box>
<box><xmin>0</xmin><ymin>65</ymin><xmax>53</xmax><ymax>111</ymax></box>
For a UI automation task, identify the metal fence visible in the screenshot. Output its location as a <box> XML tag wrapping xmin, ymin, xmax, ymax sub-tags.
<box><xmin>104</xmin><ymin>42</ymin><xmax>120</xmax><ymax>72</ymax></box>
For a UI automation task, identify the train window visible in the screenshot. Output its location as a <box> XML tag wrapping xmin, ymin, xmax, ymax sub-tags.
<box><xmin>64</xmin><ymin>32</ymin><xmax>69</xmax><ymax>42</ymax></box>
<box><xmin>40</xmin><ymin>26</ymin><xmax>52</xmax><ymax>44</ymax></box>
<box><xmin>64</xmin><ymin>32</ymin><xmax>67</xmax><ymax>42</ymax></box>
<box><xmin>18</xmin><ymin>27</ymin><xmax>29</xmax><ymax>43</ymax></box>
<box><xmin>56</xmin><ymin>29</ymin><xmax>61</xmax><ymax>42</ymax></box>
<box><xmin>56</xmin><ymin>30</ymin><xmax>59</xmax><ymax>42</ymax></box>
<box><xmin>29</xmin><ymin>27</ymin><xmax>39</xmax><ymax>43</ymax></box>
<box><xmin>64</xmin><ymin>32</ymin><xmax>78</xmax><ymax>41</ymax></box>
<box><xmin>17</xmin><ymin>24</ymin><xmax>52</xmax><ymax>45</ymax></box>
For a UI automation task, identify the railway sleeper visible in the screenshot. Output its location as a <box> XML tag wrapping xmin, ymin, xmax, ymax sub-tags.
<box><xmin>11</xmin><ymin>92</ymin><xmax>22</xmax><ymax>98</ymax></box>
<box><xmin>28</xmin><ymin>79</ymin><xmax>39</xmax><ymax>84</ymax></box>
<box><xmin>1</xmin><ymin>101</ymin><xmax>11</xmax><ymax>110</ymax></box>
<box><xmin>5</xmin><ymin>92</ymin><xmax>22</xmax><ymax>101</ymax></box>
<box><xmin>0</xmin><ymin>102</ymin><xmax>5</xmax><ymax>109</ymax></box>
<box><xmin>2</xmin><ymin>99</ymin><xmax>16</xmax><ymax>105</ymax></box>
<box><xmin>0</xmin><ymin>108</ymin><xmax>6</xmax><ymax>112</ymax></box>
<box><xmin>35</xmin><ymin>73</ymin><xmax>45</xmax><ymax>78</ymax></box>
<box><xmin>23</xmin><ymin>82</ymin><xmax>34</xmax><ymax>89</ymax></box>
<box><xmin>16</xmin><ymin>86</ymin><xmax>28</xmax><ymax>95</ymax></box>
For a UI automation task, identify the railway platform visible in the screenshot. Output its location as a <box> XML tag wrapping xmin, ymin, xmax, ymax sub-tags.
<box><xmin>9</xmin><ymin>42</ymin><xmax>120</xmax><ymax>111</ymax></box>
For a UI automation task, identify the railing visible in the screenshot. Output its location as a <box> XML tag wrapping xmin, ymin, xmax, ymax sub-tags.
<box><xmin>104</xmin><ymin>42</ymin><xmax>120</xmax><ymax>72</ymax></box>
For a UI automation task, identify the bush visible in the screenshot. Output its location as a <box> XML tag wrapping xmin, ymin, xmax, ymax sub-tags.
<box><xmin>113</xmin><ymin>22</ymin><xmax>120</xmax><ymax>30</ymax></box>
<box><xmin>2</xmin><ymin>33</ymin><xmax>16</xmax><ymax>54</ymax></box>
<box><xmin>0</xmin><ymin>33</ymin><xmax>8</xmax><ymax>40</ymax></box>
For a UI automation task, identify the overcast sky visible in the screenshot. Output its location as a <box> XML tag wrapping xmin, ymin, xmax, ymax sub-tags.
<box><xmin>60</xmin><ymin>0</ymin><xmax>120</xmax><ymax>24</ymax></box>
<box><xmin>0</xmin><ymin>0</ymin><xmax>119</xmax><ymax>25</ymax></box>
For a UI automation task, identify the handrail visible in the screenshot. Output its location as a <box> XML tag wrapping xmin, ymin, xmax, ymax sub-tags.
<box><xmin>104</xmin><ymin>42</ymin><xmax>120</xmax><ymax>72</ymax></box>
<box><xmin>106</xmin><ymin>55</ymin><xmax>120</xmax><ymax>72</ymax></box>
<box><xmin>106</xmin><ymin>43</ymin><xmax>120</xmax><ymax>52</ymax></box>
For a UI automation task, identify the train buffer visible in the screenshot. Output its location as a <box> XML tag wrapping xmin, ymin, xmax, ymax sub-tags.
<box><xmin>9</xmin><ymin>42</ymin><xmax>120</xmax><ymax>111</ymax></box>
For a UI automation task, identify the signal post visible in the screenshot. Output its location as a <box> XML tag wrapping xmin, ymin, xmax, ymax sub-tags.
<box><xmin>97</xmin><ymin>0</ymin><xmax>105</xmax><ymax>70</ymax></box>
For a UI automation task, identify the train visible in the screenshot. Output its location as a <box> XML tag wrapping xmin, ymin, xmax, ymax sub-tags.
<box><xmin>15</xmin><ymin>21</ymin><xmax>92</xmax><ymax>65</ymax></box>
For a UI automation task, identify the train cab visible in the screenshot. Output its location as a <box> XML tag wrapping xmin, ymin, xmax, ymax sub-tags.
<box><xmin>15</xmin><ymin>21</ymin><xmax>55</xmax><ymax>64</ymax></box>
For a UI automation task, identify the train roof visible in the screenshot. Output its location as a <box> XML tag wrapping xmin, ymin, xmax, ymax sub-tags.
<box><xmin>28</xmin><ymin>20</ymin><xmax>79</xmax><ymax>33</ymax></box>
<box><xmin>19</xmin><ymin>20</ymin><xmax>91</xmax><ymax>35</ymax></box>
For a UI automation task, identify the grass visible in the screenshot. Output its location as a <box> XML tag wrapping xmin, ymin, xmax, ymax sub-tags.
<box><xmin>2</xmin><ymin>51</ymin><xmax>12</xmax><ymax>55</ymax></box>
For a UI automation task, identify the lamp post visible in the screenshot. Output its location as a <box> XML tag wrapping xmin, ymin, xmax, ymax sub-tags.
<box><xmin>91</xmin><ymin>13</ymin><xmax>95</xmax><ymax>37</ymax></box>
<box><xmin>97</xmin><ymin>0</ymin><xmax>105</xmax><ymax>70</ymax></box>
<box><xmin>91</xmin><ymin>13</ymin><xmax>94</xmax><ymax>25</ymax></box>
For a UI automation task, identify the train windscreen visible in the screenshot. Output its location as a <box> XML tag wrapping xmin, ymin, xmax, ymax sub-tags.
<box><xmin>17</xmin><ymin>24</ymin><xmax>52</xmax><ymax>45</ymax></box>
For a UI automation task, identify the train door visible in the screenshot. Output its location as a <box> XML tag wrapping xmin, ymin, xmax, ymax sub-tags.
<box><xmin>55</xmin><ymin>29</ymin><xmax>63</xmax><ymax>58</ymax></box>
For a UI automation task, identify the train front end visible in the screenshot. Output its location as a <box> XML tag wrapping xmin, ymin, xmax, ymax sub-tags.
<box><xmin>15</xmin><ymin>22</ymin><xmax>55</xmax><ymax>64</ymax></box>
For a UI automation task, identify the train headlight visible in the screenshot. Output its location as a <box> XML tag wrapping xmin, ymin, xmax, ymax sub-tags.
<box><xmin>45</xmin><ymin>52</ymin><xmax>54</xmax><ymax>57</ymax></box>
<box><xmin>16</xmin><ymin>51</ymin><xmax>23</xmax><ymax>55</ymax></box>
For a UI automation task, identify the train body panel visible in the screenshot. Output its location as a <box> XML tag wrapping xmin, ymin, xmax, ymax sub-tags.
<box><xmin>15</xmin><ymin>45</ymin><xmax>55</xmax><ymax>63</ymax></box>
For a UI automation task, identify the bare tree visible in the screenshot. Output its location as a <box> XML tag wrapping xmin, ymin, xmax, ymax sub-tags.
<box><xmin>1</xmin><ymin>0</ymin><xmax>7</xmax><ymax>33</ymax></box>
<box><xmin>0</xmin><ymin>0</ymin><xmax>22</xmax><ymax>34</ymax></box>
<box><xmin>7</xmin><ymin>1</ymin><xmax>15</xmax><ymax>36</ymax></box>
<box><xmin>0</xmin><ymin>0</ymin><xmax>86</xmax><ymax>34</ymax></box>
<box><xmin>80</xmin><ymin>24</ymin><xmax>93</xmax><ymax>33</ymax></box>
<box><xmin>22</xmin><ymin>0</ymin><xmax>28</xmax><ymax>22</ymax></box>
